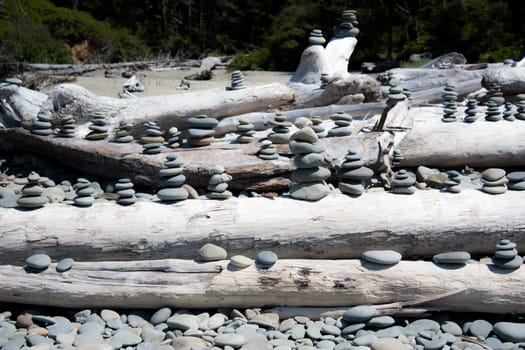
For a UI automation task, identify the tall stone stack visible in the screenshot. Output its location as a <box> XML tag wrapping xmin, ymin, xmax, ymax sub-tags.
<box><xmin>503</xmin><ymin>102</ymin><xmax>515</xmax><ymax>121</ymax></box>
<box><xmin>391</xmin><ymin>169</ymin><xmax>416</xmax><ymax>194</ymax></box>
<box><xmin>444</xmin><ymin>170</ymin><xmax>462</xmax><ymax>193</ymax></box>
<box><xmin>333</xmin><ymin>10</ymin><xmax>359</xmax><ymax>38</ymax></box>
<box><xmin>337</xmin><ymin>148</ymin><xmax>373</xmax><ymax>196</ymax></box>
<box><xmin>515</xmin><ymin>94</ymin><xmax>525</xmax><ymax>120</ymax></box>
<box><xmin>289</xmin><ymin>127</ymin><xmax>331</xmax><ymax>201</ymax></box>
<box><xmin>73</xmin><ymin>178</ymin><xmax>95</xmax><ymax>207</ymax></box>
<box><xmin>115</xmin><ymin>178</ymin><xmax>137</xmax><ymax>205</ymax></box>
<box><xmin>236</xmin><ymin>118</ymin><xmax>256</xmax><ymax>143</ymax></box>
<box><xmin>392</xmin><ymin>150</ymin><xmax>404</xmax><ymax>166</ymax></box>
<box><xmin>487</xmin><ymin>82</ymin><xmax>505</xmax><ymax>106</ymax></box>
<box><xmin>257</xmin><ymin>140</ymin><xmax>279</xmax><ymax>160</ymax></box>
<box><xmin>56</xmin><ymin>114</ymin><xmax>76</xmax><ymax>138</ymax></box>
<box><xmin>328</xmin><ymin>112</ymin><xmax>353</xmax><ymax>137</ymax></box>
<box><xmin>207</xmin><ymin>165</ymin><xmax>233</xmax><ymax>200</ymax></box>
<box><xmin>308</xmin><ymin>29</ymin><xmax>326</xmax><ymax>45</ymax></box>
<box><xmin>187</xmin><ymin>115</ymin><xmax>218</xmax><ymax>147</ymax></box>
<box><xmin>85</xmin><ymin>112</ymin><xmax>109</xmax><ymax>140</ymax></box>
<box><xmin>156</xmin><ymin>154</ymin><xmax>189</xmax><ymax>202</ymax></box>
<box><xmin>228</xmin><ymin>71</ymin><xmax>246</xmax><ymax>90</ymax></box>
<box><xmin>16</xmin><ymin>172</ymin><xmax>49</xmax><ymax>209</ymax></box>
<box><xmin>31</xmin><ymin>111</ymin><xmax>53</xmax><ymax>136</ymax></box>
<box><xmin>113</xmin><ymin>119</ymin><xmax>134</xmax><ymax>143</ymax></box>
<box><xmin>141</xmin><ymin>121</ymin><xmax>164</xmax><ymax>154</ymax></box>
<box><xmin>268</xmin><ymin>113</ymin><xmax>292</xmax><ymax>144</ymax></box>
<box><xmin>463</xmin><ymin>98</ymin><xmax>479</xmax><ymax>123</ymax></box>
<box><xmin>441</xmin><ymin>84</ymin><xmax>458</xmax><ymax>122</ymax></box>
<box><xmin>492</xmin><ymin>239</ymin><xmax>522</xmax><ymax>269</ymax></box>
<box><xmin>166</xmin><ymin>127</ymin><xmax>182</xmax><ymax>148</ymax></box>
<box><xmin>484</xmin><ymin>100</ymin><xmax>502</xmax><ymax>122</ymax></box>
<box><xmin>481</xmin><ymin>168</ymin><xmax>507</xmax><ymax>194</ymax></box>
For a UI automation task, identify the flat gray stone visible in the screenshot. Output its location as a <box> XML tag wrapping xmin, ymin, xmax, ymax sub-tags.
<box><xmin>256</xmin><ymin>251</ymin><xmax>278</xmax><ymax>267</ymax></box>
<box><xmin>367</xmin><ymin>316</ymin><xmax>395</xmax><ymax>329</ymax></box>
<box><xmin>25</xmin><ymin>254</ymin><xmax>51</xmax><ymax>270</ymax></box>
<box><xmin>469</xmin><ymin>319</ymin><xmax>492</xmax><ymax>339</ymax></box>
<box><xmin>343</xmin><ymin>305</ymin><xmax>376</xmax><ymax>323</ymax></box>
<box><xmin>432</xmin><ymin>251</ymin><xmax>471</xmax><ymax>265</ymax></box>
<box><xmin>362</xmin><ymin>250</ymin><xmax>402</xmax><ymax>265</ymax></box>
<box><xmin>151</xmin><ymin>308</ymin><xmax>172</xmax><ymax>325</ymax></box>
<box><xmin>289</xmin><ymin>140</ymin><xmax>325</xmax><ymax>154</ymax></box>
<box><xmin>230</xmin><ymin>255</ymin><xmax>253</xmax><ymax>269</ymax></box>
<box><xmin>482</xmin><ymin>168</ymin><xmax>506</xmax><ymax>181</ymax></box>
<box><xmin>291</xmin><ymin>167</ymin><xmax>331</xmax><ymax>183</ymax></box>
<box><xmin>370</xmin><ymin>337</ymin><xmax>405</xmax><ymax>350</ymax></box>
<box><xmin>290</xmin><ymin>127</ymin><xmax>318</xmax><ymax>144</ymax></box>
<box><xmin>338</xmin><ymin>167</ymin><xmax>373</xmax><ymax>180</ymax></box>
<box><xmin>197</xmin><ymin>243</ymin><xmax>227</xmax><ymax>261</ymax></box>
<box><xmin>493</xmin><ymin>255</ymin><xmax>522</xmax><ymax>269</ymax></box>
<box><xmin>353</xmin><ymin>334</ymin><xmax>378</xmax><ymax>346</ymax></box>
<box><xmin>441</xmin><ymin>321</ymin><xmax>462</xmax><ymax>336</ymax></box>
<box><xmin>56</xmin><ymin>257</ymin><xmax>74</xmax><ymax>272</ymax></box>
<box><xmin>113</xmin><ymin>328</ymin><xmax>142</xmax><ymax>346</ymax></box>
<box><xmin>171</xmin><ymin>336</ymin><xmax>209</xmax><ymax>350</ymax></box>
<box><xmin>214</xmin><ymin>333</ymin><xmax>246</xmax><ymax>348</ymax></box>
<box><xmin>157</xmin><ymin>187</ymin><xmax>189</xmax><ymax>201</ymax></box>
<box><xmin>167</xmin><ymin>314</ymin><xmax>199</xmax><ymax>331</ymax></box>
<box><xmin>290</xmin><ymin>182</ymin><xmax>330</xmax><ymax>201</ymax></box>
<box><xmin>294</xmin><ymin>153</ymin><xmax>325</xmax><ymax>168</ymax></box>
<box><xmin>78</xmin><ymin>321</ymin><xmax>104</xmax><ymax>334</ymax></box>
<box><xmin>74</xmin><ymin>332</ymin><xmax>104</xmax><ymax>346</ymax></box>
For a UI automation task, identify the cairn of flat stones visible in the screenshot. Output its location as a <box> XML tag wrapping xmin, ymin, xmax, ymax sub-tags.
<box><xmin>268</xmin><ymin>113</ymin><xmax>292</xmax><ymax>144</ymax></box>
<box><xmin>56</xmin><ymin>114</ymin><xmax>76</xmax><ymax>138</ymax></box>
<box><xmin>235</xmin><ymin>118</ymin><xmax>256</xmax><ymax>143</ymax></box>
<box><xmin>391</xmin><ymin>169</ymin><xmax>416</xmax><ymax>194</ymax></box>
<box><xmin>503</xmin><ymin>102</ymin><xmax>515</xmax><ymax>121</ymax></box>
<box><xmin>115</xmin><ymin>178</ymin><xmax>137</xmax><ymax>205</ymax></box>
<box><xmin>337</xmin><ymin>148</ymin><xmax>373</xmax><ymax>196</ymax></box>
<box><xmin>166</xmin><ymin>126</ymin><xmax>182</xmax><ymax>148</ymax></box>
<box><xmin>73</xmin><ymin>178</ymin><xmax>95</xmax><ymax>207</ymax></box>
<box><xmin>156</xmin><ymin>154</ymin><xmax>188</xmax><ymax>202</ymax></box>
<box><xmin>257</xmin><ymin>139</ymin><xmax>278</xmax><ymax>160</ymax></box>
<box><xmin>289</xmin><ymin>126</ymin><xmax>331</xmax><ymax>201</ymax></box>
<box><xmin>481</xmin><ymin>168</ymin><xmax>507</xmax><ymax>194</ymax></box>
<box><xmin>112</xmin><ymin>119</ymin><xmax>134</xmax><ymax>143</ymax></box>
<box><xmin>492</xmin><ymin>239</ymin><xmax>522</xmax><ymax>269</ymax></box>
<box><xmin>227</xmin><ymin>70</ymin><xmax>246</xmax><ymax>90</ymax></box>
<box><xmin>140</xmin><ymin>121</ymin><xmax>164</xmax><ymax>154</ymax></box>
<box><xmin>328</xmin><ymin>112</ymin><xmax>353</xmax><ymax>137</ymax></box>
<box><xmin>441</xmin><ymin>84</ymin><xmax>458</xmax><ymax>122</ymax></box>
<box><xmin>310</xmin><ymin>116</ymin><xmax>327</xmax><ymax>138</ymax></box>
<box><xmin>31</xmin><ymin>111</ymin><xmax>53</xmax><ymax>136</ymax></box>
<box><xmin>485</xmin><ymin>100</ymin><xmax>502</xmax><ymax>122</ymax></box>
<box><xmin>508</xmin><ymin>171</ymin><xmax>525</xmax><ymax>190</ymax></box>
<box><xmin>392</xmin><ymin>149</ymin><xmax>404</xmax><ymax>166</ymax></box>
<box><xmin>85</xmin><ymin>112</ymin><xmax>109</xmax><ymax>140</ymax></box>
<box><xmin>463</xmin><ymin>98</ymin><xmax>479</xmax><ymax>123</ymax></box>
<box><xmin>207</xmin><ymin>165</ymin><xmax>233</xmax><ymax>200</ymax></box>
<box><xmin>187</xmin><ymin>114</ymin><xmax>218</xmax><ymax>147</ymax></box>
<box><xmin>515</xmin><ymin>94</ymin><xmax>525</xmax><ymax>120</ymax></box>
<box><xmin>309</xmin><ymin>28</ymin><xmax>326</xmax><ymax>45</ymax></box>
<box><xmin>16</xmin><ymin>171</ymin><xmax>49</xmax><ymax>209</ymax></box>
<box><xmin>386</xmin><ymin>86</ymin><xmax>407</xmax><ymax>108</ymax></box>
<box><xmin>444</xmin><ymin>170</ymin><xmax>462</xmax><ymax>193</ymax></box>
<box><xmin>487</xmin><ymin>82</ymin><xmax>505</xmax><ymax>106</ymax></box>
<box><xmin>333</xmin><ymin>9</ymin><xmax>359</xmax><ymax>38</ymax></box>
<box><xmin>320</xmin><ymin>73</ymin><xmax>330</xmax><ymax>89</ymax></box>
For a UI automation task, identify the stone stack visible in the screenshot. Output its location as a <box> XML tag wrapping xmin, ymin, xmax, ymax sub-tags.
<box><xmin>387</xmin><ymin>86</ymin><xmax>407</xmax><ymax>108</ymax></box>
<box><xmin>391</xmin><ymin>169</ymin><xmax>416</xmax><ymax>194</ymax></box>
<box><xmin>308</xmin><ymin>29</ymin><xmax>325</xmax><ymax>45</ymax></box>
<box><xmin>115</xmin><ymin>178</ymin><xmax>137</xmax><ymax>205</ymax></box>
<box><xmin>187</xmin><ymin>115</ymin><xmax>218</xmax><ymax>147</ymax></box>
<box><xmin>402</xmin><ymin>87</ymin><xmax>412</xmax><ymax>101</ymax></box>
<box><xmin>485</xmin><ymin>100</ymin><xmax>502</xmax><ymax>122</ymax></box>
<box><xmin>337</xmin><ymin>148</ymin><xmax>373</xmax><ymax>196</ymax></box>
<box><xmin>141</xmin><ymin>121</ymin><xmax>164</xmax><ymax>154</ymax></box>
<box><xmin>16</xmin><ymin>172</ymin><xmax>49</xmax><ymax>209</ymax></box>
<box><xmin>328</xmin><ymin>112</ymin><xmax>353</xmax><ymax>137</ymax></box>
<box><xmin>166</xmin><ymin>127</ymin><xmax>182</xmax><ymax>148</ymax></box>
<box><xmin>85</xmin><ymin>112</ymin><xmax>109</xmax><ymax>140</ymax></box>
<box><xmin>441</xmin><ymin>84</ymin><xmax>458</xmax><ymax>122</ymax></box>
<box><xmin>310</xmin><ymin>116</ymin><xmax>327</xmax><ymax>138</ymax></box>
<box><xmin>508</xmin><ymin>171</ymin><xmax>525</xmax><ymax>190</ymax></box>
<box><xmin>228</xmin><ymin>71</ymin><xmax>246</xmax><ymax>90</ymax></box>
<box><xmin>257</xmin><ymin>140</ymin><xmax>279</xmax><ymax>160</ymax></box>
<box><xmin>333</xmin><ymin>9</ymin><xmax>359</xmax><ymax>38</ymax></box>
<box><xmin>207</xmin><ymin>165</ymin><xmax>233</xmax><ymax>200</ymax></box>
<box><xmin>493</xmin><ymin>239</ymin><xmax>522</xmax><ymax>269</ymax></box>
<box><xmin>56</xmin><ymin>114</ymin><xmax>76</xmax><ymax>138</ymax></box>
<box><xmin>444</xmin><ymin>170</ymin><xmax>462</xmax><ymax>193</ymax></box>
<box><xmin>392</xmin><ymin>149</ymin><xmax>404</xmax><ymax>166</ymax></box>
<box><xmin>73</xmin><ymin>178</ymin><xmax>95</xmax><ymax>207</ymax></box>
<box><xmin>515</xmin><ymin>94</ymin><xmax>525</xmax><ymax>120</ymax></box>
<box><xmin>113</xmin><ymin>119</ymin><xmax>134</xmax><ymax>143</ymax></box>
<box><xmin>289</xmin><ymin>127</ymin><xmax>331</xmax><ymax>201</ymax></box>
<box><xmin>31</xmin><ymin>111</ymin><xmax>53</xmax><ymax>136</ymax></box>
<box><xmin>235</xmin><ymin>118</ymin><xmax>256</xmax><ymax>143</ymax></box>
<box><xmin>463</xmin><ymin>98</ymin><xmax>479</xmax><ymax>123</ymax></box>
<box><xmin>481</xmin><ymin>168</ymin><xmax>508</xmax><ymax>194</ymax></box>
<box><xmin>157</xmin><ymin>154</ymin><xmax>188</xmax><ymax>202</ymax></box>
<box><xmin>503</xmin><ymin>102</ymin><xmax>515</xmax><ymax>121</ymax></box>
<box><xmin>320</xmin><ymin>73</ymin><xmax>330</xmax><ymax>89</ymax></box>
<box><xmin>268</xmin><ymin>113</ymin><xmax>292</xmax><ymax>144</ymax></box>
<box><xmin>487</xmin><ymin>82</ymin><xmax>505</xmax><ymax>106</ymax></box>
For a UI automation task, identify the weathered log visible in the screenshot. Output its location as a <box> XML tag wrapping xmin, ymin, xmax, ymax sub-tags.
<box><xmin>409</xmin><ymin>78</ymin><xmax>483</xmax><ymax>104</ymax></box>
<box><xmin>482</xmin><ymin>66</ymin><xmax>525</xmax><ymax>95</ymax></box>
<box><xmin>0</xmin><ymin>257</ymin><xmax>524</xmax><ymax>313</ymax></box>
<box><xmin>185</xmin><ymin>57</ymin><xmax>223</xmax><ymax>80</ymax></box>
<box><xmin>0</xmin><ymin>190</ymin><xmax>523</xmax><ymax>264</ymax></box>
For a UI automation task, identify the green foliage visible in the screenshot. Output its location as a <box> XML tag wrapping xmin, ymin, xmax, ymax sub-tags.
<box><xmin>230</xmin><ymin>48</ymin><xmax>271</xmax><ymax>71</ymax></box>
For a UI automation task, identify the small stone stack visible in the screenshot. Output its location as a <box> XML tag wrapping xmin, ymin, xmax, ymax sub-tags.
<box><xmin>333</xmin><ymin>9</ymin><xmax>359</xmax><ymax>38</ymax></box>
<box><xmin>444</xmin><ymin>170</ymin><xmax>462</xmax><ymax>193</ymax></box>
<box><xmin>487</xmin><ymin>82</ymin><xmax>505</xmax><ymax>106</ymax></box>
<box><xmin>392</xmin><ymin>150</ymin><xmax>404</xmax><ymax>166</ymax></box>
<box><xmin>508</xmin><ymin>171</ymin><xmax>525</xmax><ymax>190</ymax></box>
<box><xmin>228</xmin><ymin>71</ymin><xmax>246</xmax><ymax>90</ymax></box>
<box><xmin>391</xmin><ymin>169</ymin><xmax>416</xmax><ymax>194</ymax></box>
<box><xmin>257</xmin><ymin>140</ymin><xmax>279</xmax><ymax>160</ymax></box>
<box><xmin>441</xmin><ymin>84</ymin><xmax>458</xmax><ymax>122</ymax></box>
<box><xmin>31</xmin><ymin>111</ymin><xmax>53</xmax><ymax>136</ymax></box>
<box><xmin>328</xmin><ymin>112</ymin><xmax>353</xmax><ymax>137</ymax></box>
<box><xmin>310</xmin><ymin>116</ymin><xmax>327</xmax><ymax>138</ymax></box>
<box><xmin>236</xmin><ymin>118</ymin><xmax>256</xmax><ymax>143</ymax></box>
<box><xmin>485</xmin><ymin>100</ymin><xmax>502</xmax><ymax>122</ymax></box>
<box><xmin>308</xmin><ymin>29</ymin><xmax>325</xmax><ymax>45</ymax></box>
<box><xmin>503</xmin><ymin>102</ymin><xmax>515</xmax><ymax>121</ymax></box>
<box><xmin>16</xmin><ymin>172</ymin><xmax>49</xmax><ymax>209</ymax></box>
<box><xmin>493</xmin><ymin>239</ymin><xmax>522</xmax><ymax>269</ymax></box>
<box><xmin>141</xmin><ymin>121</ymin><xmax>164</xmax><ymax>154</ymax></box>
<box><xmin>73</xmin><ymin>178</ymin><xmax>95</xmax><ymax>207</ymax></box>
<box><xmin>157</xmin><ymin>154</ymin><xmax>188</xmax><ymax>202</ymax></box>
<box><xmin>113</xmin><ymin>119</ymin><xmax>134</xmax><ymax>143</ymax></box>
<box><xmin>115</xmin><ymin>178</ymin><xmax>137</xmax><ymax>205</ymax></box>
<box><xmin>56</xmin><ymin>114</ymin><xmax>76</xmax><ymax>138</ymax></box>
<box><xmin>166</xmin><ymin>127</ymin><xmax>182</xmax><ymax>148</ymax></box>
<box><xmin>187</xmin><ymin>115</ymin><xmax>218</xmax><ymax>147</ymax></box>
<box><xmin>320</xmin><ymin>73</ymin><xmax>330</xmax><ymax>89</ymax></box>
<box><xmin>207</xmin><ymin>165</ymin><xmax>233</xmax><ymax>200</ymax></box>
<box><xmin>386</xmin><ymin>86</ymin><xmax>407</xmax><ymax>108</ymax></box>
<box><xmin>85</xmin><ymin>112</ymin><xmax>109</xmax><ymax>140</ymax></box>
<box><xmin>337</xmin><ymin>149</ymin><xmax>373</xmax><ymax>196</ymax></box>
<box><xmin>463</xmin><ymin>98</ymin><xmax>479</xmax><ymax>123</ymax></box>
<box><xmin>515</xmin><ymin>94</ymin><xmax>525</xmax><ymax>120</ymax></box>
<box><xmin>289</xmin><ymin>127</ymin><xmax>331</xmax><ymax>201</ymax></box>
<box><xmin>481</xmin><ymin>168</ymin><xmax>508</xmax><ymax>194</ymax></box>
<box><xmin>268</xmin><ymin>113</ymin><xmax>292</xmax><ymax>144</ymax></box>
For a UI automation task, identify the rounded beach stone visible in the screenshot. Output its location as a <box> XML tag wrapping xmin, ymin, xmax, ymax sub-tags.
<box><xmin>493</xmin><ymin>255</ymin><xmax>522</xmax><ymax>269</ymax></box>
<box><xmin>291</xmin><ymin>167</ymin><xmax>331</xmax><ymax>183</ymax></box>
<box><xmin>25</xmin><ymin>254</ymin><xmax>51</xmax><ymax>270</ymax></box>
<box><xmin>496</xmin><ymin>239</ymin><xmax>516</xmax><ymax>250</ymax></box>
<box><xmin>150</xmin><ymin>307</ymin><xmax>172</xmax><ymax>325</ymax></box>
<box><xmin>289</xmin><ymin>140</ymin><xmax>325</xmax><ymax>154</ymax></box>
<box><xmin>214</xmin><ymin>333</ymin><xmax>246</xmax><ymax>348</ymax></box>
<box><xmin>230</xmin><ymin>255</ymin><xmax>253</xmax><ymax>269</ymax></box>
<box><xmin>157</xmin><ymin>187</ymin><xmax>188</xmax><ymax>201</ymax></box>
<box><xmin>256</xmin><ymin>251</ymin><xmax>278</xmax><ymax>267</ymax></box>
<box><xmin>495</xmin><ymin>248</ymin><xmax>518</xmax><ymax>259</ymax></box>
<box><xmin>289</xmin><ymin>182</ymin><xmax>330</xmax><ymax>201</ymax></box>
<box><xmin>17</xmin><ymin>195</ymin><xmax>48</xmax><ymax>208</ymax></box>
<box><xmin>56</xmin><ymin>257</ymin><xmax>74</xmax><ymax>272</ymax></box>
<box><xmin>367</xmin><ymin>316</ymin><xmax>395</xmax><ymax>329</ymax></box>
<box><xmin>289</xmin><ymin>127</ymin><xmax>318</xmax><ymax>144</ymax></box>
<box><xmin>362</xmin><ymin>250</ymin><xmax>402</xmax><ymax>265</ymax></box>
<box><xmin>343</xmin><ymin>305</ymin><xmax>377</xmax><ymax>323</ymax></box>
<box><xmin>370</xmin><ymin>338</ymin><xmax>405</xmax><ymax>350</ymax></box>
<box><xmin>432</xmin><ymin>251</ymin><xmax>471</xmax><ymax>265</ymax></box>
<box><xmin>493</xmin><ymin>322</ymin><xmax>525</xmax><ymax>342</ymax></box>
<box><xmin>167</xmin><ymin>314</ymin><xmax>199</xmax><ymax>330</ymax></box>
<box><xmin>482</xmin><ymin>168</ymin><xmax>506</xmax><ymax>181</ymax></box>
<box><xmin>469</xmin><ymin>319</ymin><xmax>493</xmax><ymax>339</ymax></box>
<box><xmin>197</xmin><ymin>243</ymin><xmax>227</xmax><ymax>261</ymax></box>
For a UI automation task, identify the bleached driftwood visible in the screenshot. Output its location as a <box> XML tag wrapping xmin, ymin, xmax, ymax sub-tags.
<box><xmin>0</xmin><ymin>190</ymin><xmax>522</xmax><ymax>264</ymax></box>
<box><xmin>0</xmin><ymin>257</ymin><xmax>524</xmax><ymax>313</ymax></box>
<box><xmin>482</xmin><ymin>66</ymin><xmax>525</xmax><ymax>95</ymax></box>
<box><xmin>290</xmin><ymin>45</ymin><xmax>332</xmax><ymax>84</ymax></box>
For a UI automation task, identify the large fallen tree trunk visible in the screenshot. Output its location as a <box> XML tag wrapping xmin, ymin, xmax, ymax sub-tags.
<box><xmin>0</xmin><ymin>191</ymin><xmax>522</xmax><ymax>264</ymax></box>
<box><xmin>0</xmin><ymin>258</ymin><xmax>523</xmax><ymax>313</ymax></box>
<box><xmin>481</xmin><ymin>66</ymin><xmax>525</xmax><ymax>95</ymax></box>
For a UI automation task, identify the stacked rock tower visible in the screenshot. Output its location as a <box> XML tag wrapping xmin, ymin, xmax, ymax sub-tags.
<box><xmin>515</xmin><ymin>94</ymin><xmax>525</xmax><ymax>120</ymax></box>
<box><xmin>481</xmin><ymin>168</ymin><xmax>507</xmax><ymax>194</ymax></box>
<box><xmin>503</xmin><ymin>102</ymin><xmax>515</xmax><ymax>121</ymax></box>
<box><xmin>441</xmin><ymin>84</ymin><xmax>458</xmax><ymax>122</ymax></box>
<box><xmin>391</xmin><ymin>169</ymin><xmax>416</xmax><ymax>194</ymax></box>
<box><xmin>228</xmin><ymin>71</ymin><xmax>246</xmax><ymax>90</ymax></box>
<box><xmin>333</xmin><ymin>9</ymin><xmax>359</xmax><ymax>38</ymax></box>
<box><xmin>257</xmin><ymin>140</ymin><xmax>279</xmax><ymax>160</ymax></box>
<box><xmin>328</xmin><ymin>112</ymin><xmax>353</xmax><ymax>137</ymax></box>
<box><xmin>485</xmin><ymin>100</ymin><xmax>502</xmax><ymax>122</ymax></box>
<box><xmin>113</xmin><ymin>119</ymin><xmax>134</xmax><ymax>143</ymax></box>
<box><xmin>308</xmin><ymin>29</ymin><xmax>326</xmax><ymax>45</ymax></box>
<box><xmin>141</xmin><ymin>121</ymin><xmax>164</xmax><ymax>154</ymax></box>
<box><xmin>268</xmin><ymin>113</ymin><xmax>292</xmax><ymax>144</ymax></box>
<box><xmin>115</xmin><ymin>178</ymin><xmax>137</xmax><ymax>205</ymax></box>
<box><xmin>31</xmin><ymin>111</ymin><xmax>53</xmax><ymax>136</ymax></box>
<box><xmin>337</xmin><ymin>148</ymin><xmax>373</xmax><ymax>196</ymax></box>
<box><xmin>73</xmin><ymin>178</ymin><xmax>95</xmax><ymax>207</ymax></box>
<box><xmin>235</xmin><ymin>118</ymin><xmax>256</xmax><ymax>143</ymax></box>
<box><xmin>444</xmin><ymin>170</ymin><xmax>462</xmax><ymax>193</ymax></box>
<box><xmin>289</xmin><ymin>126</ymin><xmax>331</xmax><ymax>201</ymax></box>
<box><xmin>166</xmin><ymin>127</ymin><xmax>182</xmax><ymax>148</ymax></box>
<box><xmin>56</xmin><ymin>114</ymin><xmax>77</xmax><ymax>138</ymax></box>
<box><xmin>85</xmin><ymin>112</ymin><xmax>109</xmax><ymax>140</ymax></box>
<box><xmin>492</xmin><ymin>239</ymin><xmax>522</xmax><ymax>269</ymax></box>
<box><xmin>157</xmin><ymin>154</ymin><xmax>189</xmax><ymax>202</ymax></box>
<box><xmin>207</xmin><ymin>165</ymin><xmax>233</xmax><ymax>200</ymax></box>
<box><xmin>187</xmin><ymin>115</ymin><xmax>218</xmax><ymax>147</ymax></box>
<box><xmin>463</xmin><ymin>98</ymin><xmax>478</xmax><ymax>123</ymax></box>
<box><xmin>16</xmin><ymin>172</ymin><xmax>49</xmax><ymax>209</ymax></box>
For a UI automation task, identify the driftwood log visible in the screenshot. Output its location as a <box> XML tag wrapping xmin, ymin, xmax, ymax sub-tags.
<box><xmin>0</xmin><ymin>190</ymin><xmax>522</xmax><ymax>264</ymax></box>
<box><xmin>482</xmin><ymin>66</ymin><xmax>525</xmax><ymax>95</ymax></box>
<box><xmin>0</xmin><ymin>257</ymin><xmax>524</xmax><ymax>313</ymax></box>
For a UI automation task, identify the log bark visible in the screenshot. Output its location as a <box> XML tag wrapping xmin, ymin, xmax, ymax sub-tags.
<box><xmin>0</xmin><ymin>258</ymin><xmax>523</xmax><ymax>313</ymax></box>
<box><xmin>0</xmin><ymin>190</ymin><xmax>523</xmax><ymax>264</ymax></box>
<box><xmin>482</xmin><ymin>66</ymin><xmax>525</xmax><ymax>95</ymax></box>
